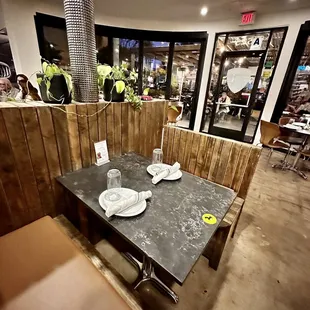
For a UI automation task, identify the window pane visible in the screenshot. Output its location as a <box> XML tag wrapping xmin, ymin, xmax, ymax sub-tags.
<box><xmin>143</xmin><ymin>41</ymin><xmax>169</xmax><ymax>99</ymax></box>
<box><xmin>246</xmin><ymin>29</ymin><xmax>286</xmax><ymax>141</ymax></box>
<box><xmin>202</xmin><ymin>35</ymin><xmax>226</xmax><ymax>132</ymax></box>
<box><xmin>43</xmin><ymin>26</ymin><xmax>70</xmax><ymax>69</ymax></box>
<box><xmin>283</xmin><ymin>36</ymin><xmax>310</xmax><ymax>116</ymax></box>
<box><xmin>96</xmin><ymin>35</ymin><xmax>112</xmax><ymax>66</ymax></box>
<box><xmin>170</xmin><ymin>42</ymin><xmax>201</xmax><ymax>128</ymax></box>
<box><xmin>227</xmin><ymin>31</ymin><xmax>270</xmax><ymax>51</ymax></box>
<box><xmin>113</xmin><ymin>39</ymin><xmax>139</xmax><ymax>91</ymax></box>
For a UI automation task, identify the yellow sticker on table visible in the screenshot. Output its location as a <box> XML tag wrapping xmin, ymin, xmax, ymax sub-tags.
<box><xmin>202</xmin><ymin>214</ymin><xmax>217</xmax><ymax>225</ymax></box>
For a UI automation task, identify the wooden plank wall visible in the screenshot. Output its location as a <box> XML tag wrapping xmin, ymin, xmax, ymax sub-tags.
<box><xmin>0</xmin><ymin>101</ymin><xmax>167</xmax><ymax>235</ymax></box>
<box><xmin>162</xmin><ymin>126</ymin><xmax>261</xmax><ymax>200</ymax></box>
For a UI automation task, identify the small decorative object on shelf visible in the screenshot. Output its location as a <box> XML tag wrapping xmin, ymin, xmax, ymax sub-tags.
<box><xmin>97</xmin><ymin>63</ymin><xmax>142</xmax><ymax>110</ymax></box>
<box><xmin>37</xmin><ymin>62</ymin><xmax>72</xmax><ymax>104</ymax></box>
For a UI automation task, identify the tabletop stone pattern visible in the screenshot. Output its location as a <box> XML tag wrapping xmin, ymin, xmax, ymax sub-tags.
<box><xmin>58</xmin><ymin>153</ymin><xmax>236</xmax><ymax>284</ymax></box>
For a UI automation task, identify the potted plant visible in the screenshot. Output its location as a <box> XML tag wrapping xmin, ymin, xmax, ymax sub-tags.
<box><xmin>167</xmin><ymin>104</ymin><xmax>182</xmax><ymax>124</ymax></box>
<box><xmin>37</xmin><ymin>62</ymin><xmax>72</xmax><ymax>104</ymax></box>
<box><xmin>97</xmin><ymin>63</ymin><xmax>142</xmax><ymax>109</ymax></box>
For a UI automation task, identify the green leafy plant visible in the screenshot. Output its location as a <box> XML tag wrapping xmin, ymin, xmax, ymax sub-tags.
<box><xmin>125</xmin><ymin>86</ymin><xmax>142</xmax><ymax>110</ymax></box>
<box><xmin>169</xmin><ymin>105</ymin><xmax>179</xmax><ymax>113</ymax></box>
<box><xmin>97</xmin><ymin>63</ymin><xmax>142</xmax><ymax>110</ymax></box>
<box><xmin>37</xmin><ymin>61</ymin><xmax>72</xmax><ymax>100</ymax></box>
<box><xmin>143</xmin><ymin>88</ymin><xmax>150</xmax><ymax>96</ymax></box>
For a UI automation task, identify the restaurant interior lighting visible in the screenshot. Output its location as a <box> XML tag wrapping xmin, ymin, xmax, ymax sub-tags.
<box><xmin>200</xmin><ymin>7</ymin><xmax>208</xmax><ymax>16</ymax></box>
<box><xmin>224</xmin><ymin>60</ymin><xmax>229</xmax><ymax>67</ymax></box>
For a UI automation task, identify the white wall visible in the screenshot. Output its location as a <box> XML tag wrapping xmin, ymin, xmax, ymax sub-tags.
<box><xmin>1</xmin><ymin>0</ymin><xmax>310</xmax><ymax>143</ymax></box>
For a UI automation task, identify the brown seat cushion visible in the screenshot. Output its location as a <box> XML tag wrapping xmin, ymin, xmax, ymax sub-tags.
<box><xmin>0</xmin><ymin>216</ymin><xmax>132</xmax><ymax>310</ymax></box>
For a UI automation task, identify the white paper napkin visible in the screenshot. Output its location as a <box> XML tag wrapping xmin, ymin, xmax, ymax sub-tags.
<box><xmin>152</xmin><ymin>162</ymin><xmax>180</xmax><ymax>185</ymax></box>
<box><xmin>105</xmin><ymin>190</ymin><xmax>152</xmax><ymax>218</ymax></box>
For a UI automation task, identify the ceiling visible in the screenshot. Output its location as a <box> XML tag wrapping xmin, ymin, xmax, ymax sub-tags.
<box><xmin>94</xmin><ymin>0</ymin><xmax>310</xmax><ymax>22</ymax></box>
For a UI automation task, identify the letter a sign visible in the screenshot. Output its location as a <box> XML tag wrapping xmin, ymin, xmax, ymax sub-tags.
<box><xmin>250</xmin><ymin>36</ymin><xmax>263</xmax><ymax>50</ymax></box>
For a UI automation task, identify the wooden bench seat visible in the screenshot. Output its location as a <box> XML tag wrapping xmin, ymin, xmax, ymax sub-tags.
<box><xmin>0</xmin><ymin>216</ymin><xmax>138</xmax><ymax>310</ymax></box>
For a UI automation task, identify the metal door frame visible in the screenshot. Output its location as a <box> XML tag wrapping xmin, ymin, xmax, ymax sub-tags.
<box><xmin>208</xmin><ymin>50</ymin><xmax>266</xmax><ymax>141</ymax></box>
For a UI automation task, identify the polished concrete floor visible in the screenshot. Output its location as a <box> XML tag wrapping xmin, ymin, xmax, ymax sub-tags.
<box><xmin>96</xmin><ymin>149</ymin><xmax>310</xmax><ymax>310</ymax></box>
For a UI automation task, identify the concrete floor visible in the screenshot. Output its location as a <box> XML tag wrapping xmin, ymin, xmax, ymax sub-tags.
<box><xmin>96</xmin><ymin>149</ymin><xmax>310</xmax><ymax>310</ymax></box>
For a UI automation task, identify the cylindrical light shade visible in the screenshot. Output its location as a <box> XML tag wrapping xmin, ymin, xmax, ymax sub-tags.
<box><xmin>64</xmin><ymin>0</ymin><xmax>98</xmax><ymax>102</ymax></box>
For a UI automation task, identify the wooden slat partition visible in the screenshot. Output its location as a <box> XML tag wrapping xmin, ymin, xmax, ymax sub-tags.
<box><xmin>162</xmin><ymin>126</ymin><xmax>261</xmax><ymax>200</ymax></box>
<box><xmin>0</xmin><ymin>101</ymin><xmax>167</xmax><ymax>235</ymax></box>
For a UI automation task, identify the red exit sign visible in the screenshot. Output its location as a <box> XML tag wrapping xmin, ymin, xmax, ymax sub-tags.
<box><xmin>241</xmin><ymin>11</ymin><xmax>256</xmax><ymax>25</ymax></box>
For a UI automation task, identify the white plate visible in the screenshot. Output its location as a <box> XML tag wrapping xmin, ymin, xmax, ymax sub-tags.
<box><xmin>98</xmin><ymin>188</ymin><xmax>146</xmax><ymax>217</ymax></box>
<box><xmin>292</xmin><ymin>122</ymin><xmax>306</xmax><ymax>128</ymax></box>
<box><xmin>147</xmin><ymin>163</ymin><xmax>182</xmax><ymax>181</ymax></box>
<box><xmin>284</xmin><ymin>124</ymin><xmax>299</xmax><ymax>130</ymax></box>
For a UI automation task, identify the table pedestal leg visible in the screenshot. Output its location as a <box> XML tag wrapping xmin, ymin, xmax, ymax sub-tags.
<box><xmin>123</xmin><ymin>252</ymin><xmax>179</xmax><ymax>304</ymax></box>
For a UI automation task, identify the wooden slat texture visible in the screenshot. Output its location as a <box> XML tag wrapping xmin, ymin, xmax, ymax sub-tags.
<box><xmin>208</xmin><ymin>139</ymin><xmax>224</xmax><ymax>182</ymax></box>
<box><xmin>183</xmin><ymin>132</ymin><xmax>194</xmax><ymax>171</ymax></box>
<box><xmin>171</xmin><ymin>128</ymin><xmax>181</xmax><ymax>164</ymax></box>
<box><xmin>21</xmin><ymin>107</ymin><xmax>55</xmax><ymax>216</ymax></box>
<box><xmin>194</xmin><ymin>135</ymin><xmax>207</xmax><ymax>177</ymax></box>
<box><xmin>139</xmin><ymin>105</ymin><xmax>147</xmax><ymax>157</ymax></box>
<box><xmin>177</xmin><ymin>128</ymin><xmax>188</xmax><ymax>168</ymax></box>
<box><xmin>238</xmin><ymin>147</ymin><xmax>261</xmax><ymax>199</ymax></box>
<box><xmin>162</xmin><ymin>127</ymin><xmax>169</xmax><ymax>162</ymax></box>
<box><xmin>52</xmin><ymin>107</ymin><xmax>72</xmax><ymax>173</ymax></box>
<box><xmin>87</xmin><ymin>104</ymin><xmax>99</xmax><ymax>164</ymax></box>
<box><xmin>145</xmin><ymin>102</ymin><xmax>153</xmax><ymax>157</ymax></box>
<box><xmin>0</xmin><ymin>179</ymin><xmax>12</xmax><ymax>235</ymax></box>
<box><xmin>163</xmin><ymin>126</ymin><xmax>261</xmax><ymax>200</ymax></box>
<box><xmin>106</xmin><ymin>103</ymin><xmax>115</xmax><ymax>157</ymax></box>
<box><xmin>114</xmin><ymin>103</ymin><xmax>122</xmax><ymax>157</ymax></box>
<box><xmin>2</xmin><ymin>108</ymin><xmax>43</xmax><ymax>222</ymax></box>
<box><xmin>201</xmin><ymin>136</ymin><xmax>216</xmax><ymax>179</ymax></box>
<box><xmin>231</xmin><ymin>145</ymin><xmax>252</xmax><ymax>194</ymax></box>
<box><xmin>127</xmin><ymin>105</ymin><xmax>135</xmax><ymax>152</ymax></box>
<box><xmin>0</xmin><ymin>110</ymin><xmax>25</xmax><ymax>231</ymax></box>
<box><xmin>121</xmin><ymin>102</ymin><xmax>129</xmax><ymax>153</ymax></box>
<box><xmin>188</xmin><ymin>133</ymin><xmax>201</xmax><ymax>174</ymax></box>
<box><xmin>0</xmin><ymin>101</ymin><xmax>167</xmax><ymax>235</ymax></box>
<box><xmin>97</xmin><ymin>103</ymin><xmax>107</xmax><ymax>142</ymax></box>
<box><xmin>133</xmin><ymin>109</ymin><xmax>140</xmax><ymax>154</ymax></box>
<box><xmin>76</xmin><ymin>104</ymin><xmax>91</xmax><ymax>168</ymax></box>
<box><xmin>155</xmin><ymin>102</ymin><xmax>164</xmax><ymax>149</ymax></box>
<box><xmin>214</xmin><ymin>140</ymin><xmax>233</xmax><ymax>185</ymax></box>
<box><xmin>166</xmin><ymin>126</ymin><xmax>176</xmax><ymax>165</ymax></box>
<box><xmin>66</xmin><ymin>105</ymin><xmax>82</xmax><ymax>171</ymax></box>
<box><xmin>37</xmin><ymin>107</ymin><xmax>62</xmax><ymax>196</ymax></box>
<box><xmin>222</xmin><ymin>143</ymin><xmax>242</xmax><ymax>188</ymax></box>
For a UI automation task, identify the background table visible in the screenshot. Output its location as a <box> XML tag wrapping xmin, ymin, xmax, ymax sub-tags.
<box><xmin>58</xmin><ymin>153</ymin><xmax>236</xmax><ymax>301</ymax></box>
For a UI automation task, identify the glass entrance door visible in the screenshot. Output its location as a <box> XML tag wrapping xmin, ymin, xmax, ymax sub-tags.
<box><xmin>208</xmin><ymin>51</ymin><xmax>265</xmax><ymax>141</ymax></box>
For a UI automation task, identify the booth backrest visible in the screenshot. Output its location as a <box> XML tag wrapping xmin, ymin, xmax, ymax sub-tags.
<box><xmin>162</xmin><ymin>126</ymin><xmax>261</xmax><ymax>199</ymax></box>
<box><xmin>0</xmin><ymin>101</ymin><xmax>167</xmax><ymax>235</ymax></box>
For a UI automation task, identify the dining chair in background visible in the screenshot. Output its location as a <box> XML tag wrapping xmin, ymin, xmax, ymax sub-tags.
<box><xmin>260</xmin><ymin>120</ymin><xmax>304</xmax><ymax>166</ymax></box>
<box><xmin>260</xmin><ymin>120</ymin><xmax>290</xmax><ymax>166</ymax></box>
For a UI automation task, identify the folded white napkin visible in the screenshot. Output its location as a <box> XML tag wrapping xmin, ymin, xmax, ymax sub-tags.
<box><xmin>152</xmin><ymin>162</ymin><xmax>180</xmax><ymax>185</ymax></box>
<box><xmin>105</xmin><ymin>190</ymin><xmax>152</xmax><ymax>218</ymax></box>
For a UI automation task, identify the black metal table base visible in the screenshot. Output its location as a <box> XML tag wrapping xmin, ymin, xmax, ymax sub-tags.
<box><xmin>123</xmin><ymin>252</ymin><xmax>179</xmax><ymax>303</ymax></box>
<box><xmin>272</xmin><ymin>161</ymin><xmax>308</xmax><ymax>180</ymax></box>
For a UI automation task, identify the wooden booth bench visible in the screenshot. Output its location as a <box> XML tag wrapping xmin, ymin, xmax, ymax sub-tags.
<box><xmin>162</xmin><ymin>126</ymin><xmax>261</xmax><ymax>270</ymax></box>
<box><xmin>0</xmin><ymin>215</ymin><xmax>143</xmax><ymax>310</ymax></box>
<box><xmin>0</xmin><ymin>101</ymin><xmax>167</xmax><ymax>309</ymax></box>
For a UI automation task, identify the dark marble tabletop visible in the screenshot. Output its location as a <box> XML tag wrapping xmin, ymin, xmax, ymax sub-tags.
<box><xmin>57</xmin><ymin>153</ymin><xmax>236</xmax><ymax>284</ymax></box>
